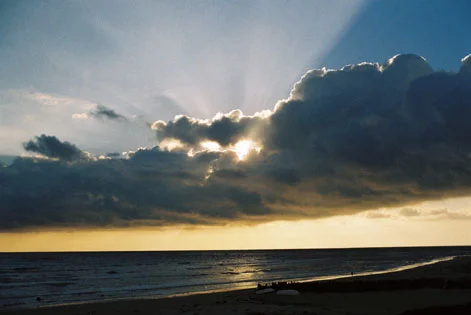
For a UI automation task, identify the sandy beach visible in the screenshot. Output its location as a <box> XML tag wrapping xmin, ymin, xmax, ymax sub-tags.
<box><xmin>2</xmin><ymin>256</ymin><xmax>471</xmax><ymax>315</ymax></box>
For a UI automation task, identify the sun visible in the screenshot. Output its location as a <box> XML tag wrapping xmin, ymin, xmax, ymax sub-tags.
<box><xmin>233</xmin><ymin>140</ymin><xmax>260</xmax><ymax>160</ymax></box>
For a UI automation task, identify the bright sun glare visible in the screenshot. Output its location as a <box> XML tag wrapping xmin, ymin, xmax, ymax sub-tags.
<box><xmin>200</xmin><ymin>141</ymin><xmax>221</xmax><ymax>151</ymax></box>
<box><xmin>233</xmin><ymin>140</ymin><xmax>259</xmax><ymax>160</ymax></box>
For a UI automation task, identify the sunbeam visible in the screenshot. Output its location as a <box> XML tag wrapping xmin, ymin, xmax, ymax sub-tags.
<box><xmin>0</xmin><ymin>0</ymin><xmax>365</xmax><ymax>155</ymax></box>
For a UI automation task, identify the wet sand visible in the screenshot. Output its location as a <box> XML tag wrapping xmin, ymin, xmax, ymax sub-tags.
<box><xmin>2</xmin><ymin>256</ymin><xmax>471</xmax><ymax>315</ymax></box>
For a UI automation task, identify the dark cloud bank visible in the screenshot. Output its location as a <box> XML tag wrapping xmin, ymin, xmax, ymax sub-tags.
<box><xmin>23</xmin><ymin>135</ymin><xmax>89</xmax><ymax>162</ymax></box>
<box><xmin>2</xmin><ymin>54</ymin><xmax>471</xmax><ymax>230</ymax></box>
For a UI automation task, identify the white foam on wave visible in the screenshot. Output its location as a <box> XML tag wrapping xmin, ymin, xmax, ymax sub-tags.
<box><xmin>296</xmin><ymin>255</ymin><xmax>460</xmax><ymax>283</ymax></box>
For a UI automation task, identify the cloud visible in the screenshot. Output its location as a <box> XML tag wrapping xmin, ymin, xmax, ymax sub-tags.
<box><xmin>364</xmin><ymin>207</ymin><xmax>471</xmax><ymax>221</ymax></box>
<box><xmin>72</xmin><ymin>113</ymin><xmax>90</xmax><ymax>120</ymax></box>
<box><xmin>399</xmin><ymin>208</ymin><xmax>420</xmax><ymax>217</ymax></box>
<box><xmin>23</xmin><ymin>135</ymin><xmax>89</xmax><ymax>161</ymax></box>
<box><xmin>154</xmin><ymin>54</ymin><xmax>471</xmax><ymax>206</ymax></box>
<box><xmin>365</xmin><ymin>211</ymin><xmax>391</xmax><ymax>219</ymax></box>
<box><xmin>2</xmin><ymin>54</ymin><xmax>471</xmax><ymax>230</ymax></box>
<box><xmin>73</xmin><ymin>104</ymin><xmax>129</xmax><ymax>122</ymax></box>
<box><xmin>429</xmin><ymin>209</ymin><xmax>471</xmax><ymax>220</ymax></box>
<box><xmin>152</xmin><ymin>109</ymin><xmax>269</xmax><ymax>147</ymax></box>
<box><xmin>0</xmin><ymin>147</ymin><xmax>271</xmax><ymax>230</ymax></box>
<box><xmin>90</xmin><ymin>104</ymin><xmax>129</xmax><ymax>121</ymax></box>
<box><xmin>460</xmin><ymin>54</ymin><xmax>471</xmax><ymax>74</ymax></box>
<box><xmin>0</xmin><ymin>155</ymin><xmax>16</xmax><ymax>166</ymax></box>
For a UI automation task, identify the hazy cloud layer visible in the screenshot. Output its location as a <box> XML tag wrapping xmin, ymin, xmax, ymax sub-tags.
<box><xmin>364</xmin><ymin>207</ymin><xmax>471</xmax><ymax>221</ymax></box>
<box><xmin>2</xmin><ymin>54</ymin><xmax>471</xmax><ymax>230</ymax></box>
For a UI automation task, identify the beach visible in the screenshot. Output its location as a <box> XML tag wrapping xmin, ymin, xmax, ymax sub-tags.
<box><xmin>2</xmin><ymin>255</ymin><xmax>471</xmax><ymax>315</ymax></box>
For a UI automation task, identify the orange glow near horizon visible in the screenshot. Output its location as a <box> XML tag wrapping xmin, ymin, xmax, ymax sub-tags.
<box><xmin>2</xmin><ymin>212</ymin><xmax>471</xmax><ymax>252</ymax></box>
<box><xmin>2</xmin><ymin>197</ymin><xmax>471</xmax><ymax>252</ymax></box>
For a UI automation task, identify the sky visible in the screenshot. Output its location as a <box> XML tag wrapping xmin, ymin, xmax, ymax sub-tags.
<box><xmin>1</xmin><ymin>0</ymin><xmax>471</xmax><ymax>251</ymax></box>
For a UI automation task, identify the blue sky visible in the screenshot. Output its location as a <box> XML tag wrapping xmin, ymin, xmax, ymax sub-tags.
<box><xmin>322</xmin><ymin>0</ymin><xmax>471</xmax><ymax>71</ymax></box>
<box><xmin>1</xmin><ymin>0</ymin><xmax>469</xmax><ymax>155</ymax></box>
<box><xmin>0</xmin><ymin>0</ymin><xmax>363</xmax><ymax>154</ymax></box>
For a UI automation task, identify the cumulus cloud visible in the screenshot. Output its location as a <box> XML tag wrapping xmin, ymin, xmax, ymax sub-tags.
<box><xmin>0</xmin><ymin>147</ymin><xmax>270</xmax><ymax>230</ymax></box>
<box><xmin>23</xmin><ymin>135</ymin><xmax>89</xmax><ymax>161</ymax></box>
<box><xmin>151</xmin><ymin>109</ymin><xmax>270</xmax><ymax>147</ymax></box>
<box><xmin>2</xmin><ymin>54</ymin><xmax>471</xmax><ymax>230</ymax></box>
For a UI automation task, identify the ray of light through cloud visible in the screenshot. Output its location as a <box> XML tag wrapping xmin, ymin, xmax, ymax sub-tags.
<box><xmin>3</xmin><ymin>0</ymin><xmax>471</xmax><ymax>252</ymax></box>
<box><xmin>0</xmin><ymin>0</ymin><xmax>366</xmax><ymax>155</ymax></box>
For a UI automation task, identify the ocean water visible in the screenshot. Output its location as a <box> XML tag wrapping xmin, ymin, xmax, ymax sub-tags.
<box><xmin>1</xmin><ymin>246</ymin><xmax>471</xmax><ymax>310</ymax></box>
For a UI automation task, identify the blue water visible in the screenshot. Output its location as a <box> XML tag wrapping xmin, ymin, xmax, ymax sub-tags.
<box><xmin>1</xmin><ymin>246</ymin><xmax>471</xmax><ymax>310</ymax></box>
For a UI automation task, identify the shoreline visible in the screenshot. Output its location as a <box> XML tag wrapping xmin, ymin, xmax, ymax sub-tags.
<box><xmin>2</xmin><ymin>255</ymin><xmax>471</xmax><ymax>315</ymax></box>
<box><xmin>1</xmin><ymin>255</ymin><xmax>460</xmax><ymax>312</ymax></box>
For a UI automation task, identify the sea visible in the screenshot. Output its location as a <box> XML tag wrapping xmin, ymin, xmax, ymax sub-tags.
<box><xmin>1</xmin><ymin>246</ymin><xmax>471</xmax><ymax>310</ymax></box>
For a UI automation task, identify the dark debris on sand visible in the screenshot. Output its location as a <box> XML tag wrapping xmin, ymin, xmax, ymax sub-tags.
<box><xmin>257</xmin><ymin>278</ymin><xmax>471</xmax><ymax>293</ymax></box>
<box><xmin>398</xmin><ymin>302</ymin><xmax>471</xmax><ymax>315</ymax></box>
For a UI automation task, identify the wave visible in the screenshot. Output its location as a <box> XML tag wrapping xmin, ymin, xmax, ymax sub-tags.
<box><xmin>2</xmin><ymin>248</ymin><xmax>471</xmax><ymax>311</ymax></box>
<box><xmin>186</xmin><ymin>266</ymin><xmax>212</xmax><ymax>270</ymax></box>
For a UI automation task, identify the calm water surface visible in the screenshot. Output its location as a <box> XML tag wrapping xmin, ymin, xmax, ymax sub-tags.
<box><xmin>1</xmin><ymin>246</ymin><xmax>471</xmax><ymax>310</ymax></box>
